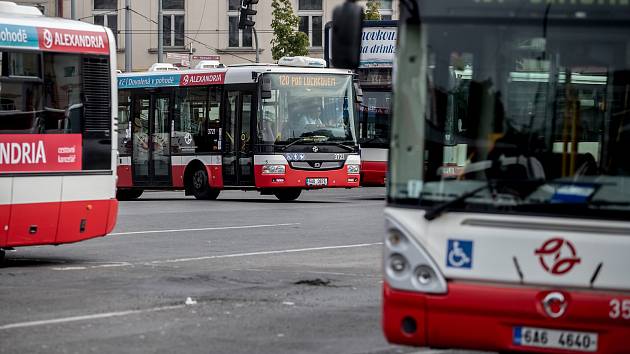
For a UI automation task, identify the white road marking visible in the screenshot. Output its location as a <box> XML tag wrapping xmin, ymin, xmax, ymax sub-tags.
<box><xmin>110</xmin><ymin>223</ymin><xmax>301</xmax><ymax>236</ymax></box>
<box><xmin>145</xmin><ymin>243</ymin><xmax>383</xmax><ymax>265</ymax></box>
<box><xmin>242</xmin><ymin>268</ymin><xmax>380</xmax><ymax>278</ymax></box>
<box><xmin>0</xmin><ymin>304</ymin><xmax>186</xmax><ymax>331</ymax></box>
<box><xmin>51</xmin><ymin>243</ymin><xmax>383</xmax><ymax>271</ymax></box>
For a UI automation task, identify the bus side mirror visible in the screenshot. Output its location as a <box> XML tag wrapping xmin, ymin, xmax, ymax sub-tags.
<box><xmin>331</xmin><ymin>1</ymin><xmax>363</xmax><ymax>69</ymax></box>
<box><xmin>261</xmin><ymin>77</ymin><xmax>272</xmax><ymax>100</ymax></box>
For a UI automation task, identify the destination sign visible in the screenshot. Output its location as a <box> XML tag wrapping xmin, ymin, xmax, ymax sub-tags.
<box><xmin>277</xmin><ymin>75</ymin><xmax>338</xmax><ymax>87</ymax></box>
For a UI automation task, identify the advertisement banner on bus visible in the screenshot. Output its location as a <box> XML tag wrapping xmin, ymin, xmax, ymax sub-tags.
<box><xmin>118</xmin><ymin>74</ymin><xmax>181</xmax><ymax>89</ymax></box>
<box><xmin>180</xmin><ymin>72</ymin><xmax>225</xmax><ymax>86</ymax></box>
<box><xmin>0</xmin><ymin>22</ymin><xmax>110</xmax><ymax>54</ymax></box>
<box><xmin>118</xmin><ymin>72</ymin><xmax>226</xmax><ymax>89</ymax></box>
<box><xmin>0</xmin><ymin>134</ymin><xmax>82</xmax><ymax>172</ymax></box>
<box><xmin>37</xmin><ymin>27</ymin><xmax>109</xmax><ymax>55</ymax></box>
<box><xmin>360</xmin><ymin>27</ymin><xmax>396</xmax><ymax>67</ymax></box>
<box><xmin>0</xmin><ymin>24</ymin><xmax>38</xmax><ymax>48</ymax></box>
<box><xmin>325</xmin><ymin>21</ymin><xmax>397</xmax><ymax>69</ymax></box>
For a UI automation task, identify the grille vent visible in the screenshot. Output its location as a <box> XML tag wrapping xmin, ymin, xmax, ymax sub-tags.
<box><xmin>82</xmin><ymin>56</ymin><xmax>111</xmax><ymax>133</ymax></box>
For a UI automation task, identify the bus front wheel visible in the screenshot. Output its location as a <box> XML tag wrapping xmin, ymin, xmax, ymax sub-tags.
<box><xmin>274</xmin><ymin>189</ymin><xmax>302</xmax><ymax>201</ymax></box>
<box><xmin>191</xmin><ymin>168</ymin><xmax>220</xmax><ymax>200</ymax></box>
<box><xmin>116</xmin><ymin>189</ymin><xmax>144</xmax><ymax>200</ymax></box>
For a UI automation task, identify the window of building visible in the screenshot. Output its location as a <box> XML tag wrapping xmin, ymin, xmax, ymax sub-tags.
<box><xmin>227</xmin><ymin>0</ymin><xmax>253</xmax><ymax>48</ymax></box>
<box><xmin>298</xmin><ymin>0</ymin><xmax>322</xmax><ymax>47</ymax></box>
<box><xmin>377</xmin><ymin>0</ymin><xmax>393</xmax><ymax>20</ymax></box>
<box><xmin>93</xmin><ymin>0</ymin><xmax>118</xmax><ymax>44</ymax></box>
<box><xmin>162</xmin><ymin>0</ymin><xmax>185</xmax><ymax>47</ymax></box>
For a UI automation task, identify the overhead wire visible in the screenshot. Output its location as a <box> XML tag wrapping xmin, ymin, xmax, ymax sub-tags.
<box><xmin>77</xmin><ymin>7</ymin><xmax>258</xmax><ymax>63</ymax></box>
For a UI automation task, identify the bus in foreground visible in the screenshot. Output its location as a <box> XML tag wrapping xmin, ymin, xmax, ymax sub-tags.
<box><xmin>116</xmin><ymin>57</ymin><xmax>360</xmax><ymax>201</ymax></box>
<box><xmin>332</xmin><ymin>0</ymin><xmax>630</xmax><ymax>352</ymax></box>
<box><xmin>0</xmin><ymin>2</ymin><xmax>118</xmax><ymax>261</ymax></box>
<box><xmin>326</xmin><ymin>20</ymin><xmax>395</xmax><ymax>186</ymax></box>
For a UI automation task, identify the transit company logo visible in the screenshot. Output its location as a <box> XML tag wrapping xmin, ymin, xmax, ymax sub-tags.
<box><xmin>534</xmin><ymin>238</ymin><xmax>581</xmax><ymax>275</ymax></box>
<box><xmin>42</xmin><ymin>28</ymin><xmax>53</xmax><ymax>48</ymax></box>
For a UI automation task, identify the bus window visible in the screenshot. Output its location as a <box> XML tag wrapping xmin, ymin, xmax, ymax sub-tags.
<box><xmin>207</xmin><ymin>87</ymin><xmax>221</xmax><ymax>151</ymax></box>
<box><xmin>0</xmin><ymin>51</ymin><xmax>42</xmax><ymax>134</ymax></box>
<box><xmin>118</xmin><ymin>90</ymin><xmax>132</xmax><ymax>155</ymax></box>
<box><xmin>173</xmin><ymin>87</ymin><xmax>205</xmax><ymax>154</ymax></box>
<box><xmin>42</xmin><ymin>53</ymin><xmax>82</xmax><ymax>134</ymax></box>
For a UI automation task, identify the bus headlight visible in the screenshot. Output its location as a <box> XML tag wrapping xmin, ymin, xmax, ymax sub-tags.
<box><xmin>347</xmin><ymin>164</ymin><xmax>360</xmax><ymax>174</ymax></box>
<box><xmin>262</xmin><ymin>165</ymin><xmax>286</xmax><ymax>174</ymax></box>
<box><xmin>384</xmin><ymin>220</ymin><xmax>447</xmax><ymax>294</ymax></box>
<box><xmin>389</xmin><ymin>254</ymin><xmax>408</xmax><ymax>273</ymax></box>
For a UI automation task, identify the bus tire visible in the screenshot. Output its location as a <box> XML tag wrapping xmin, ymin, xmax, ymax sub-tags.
<box><xmin>191</xmin><ymin>168</ymin><xmax>220</xmax><ymax>200</ymax></box>
<box><xmin>274</xmin><ymin>189</ymin><xmax>302</xmax><ymax>201</ymax></box>
<box><xmin>116</xmin><ymin>189</ymin><xmax>144</xmax><ymax>200</ymax></box>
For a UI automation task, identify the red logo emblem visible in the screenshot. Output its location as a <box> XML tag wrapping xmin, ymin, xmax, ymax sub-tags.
<box><xmin>534</xmin><ymin>238</ymin><xmax>581</xmax><ymax>275</ymax></box>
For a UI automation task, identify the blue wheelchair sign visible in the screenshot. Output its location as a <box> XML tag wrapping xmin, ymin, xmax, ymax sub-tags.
<box><xmin>446</xmin><ymin>239</ymin><xmax>474</xmax><ymax>269</ymax></box>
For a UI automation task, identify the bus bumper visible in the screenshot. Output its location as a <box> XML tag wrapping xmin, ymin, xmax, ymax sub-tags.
<box><xmin>254</xmin><ymin>165</ymin><xmax>360</xmax><ymax>188</ymax></box>
<box><xmin>383</xmin><ymin>282</ymin><xmax>630</xmax><ymax>353</ymax></box>
<box><xmin>360</xmin><ymin>161</ymin><xmax>387</xmax><ymax>186</ymax></box>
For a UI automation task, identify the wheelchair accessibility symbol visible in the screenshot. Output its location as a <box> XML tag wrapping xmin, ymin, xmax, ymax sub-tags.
<box><xmin>446</xmin><ymin>239</ymin><xmax>474</xmax><ymax>269</ymax></box>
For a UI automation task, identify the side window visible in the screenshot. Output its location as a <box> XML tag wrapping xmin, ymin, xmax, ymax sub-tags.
<box><xmin>0</xmin><ymin>51</ymin><xmax>43</xmax><ymax>134</ymax></box>
<box><xmin>43</xmin><ymin>53</ymin><xmax>82</xmax><ymax>133</ymax></box>
<box><xmin>207</xmin><ymin>86</ymin><xmax>222</xmax><ymax>151</ymax></box>
<box><xmin>173</xmin><ymin>87</ymin><xmax>207</xmax><ymax>153</ymax></box>
<box><xmin>118</xmin><ymin>90</ymin><xmax>132</xmax><ymax>155</ymax></box>
<box><xmin>173</xmin><ymin>86</ymin><xmax>222</xmax><ymax>153</ymax></box>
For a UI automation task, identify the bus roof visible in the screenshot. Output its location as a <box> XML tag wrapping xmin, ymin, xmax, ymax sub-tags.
<box><xmin>0</xmin><ymin>4</ymin><xmax>111</xmax><ymax>55</ymax></box>
<box><xmin>118</xmin><ymin>65</ymin><xmax>354</xmax><ymax>90</ymax></box>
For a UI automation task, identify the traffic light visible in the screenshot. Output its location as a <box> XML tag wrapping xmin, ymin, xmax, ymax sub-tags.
<box><xmin>238</xmin><ymin>0</ymin><xmax>258</xmax><ymax>29</ymax></box>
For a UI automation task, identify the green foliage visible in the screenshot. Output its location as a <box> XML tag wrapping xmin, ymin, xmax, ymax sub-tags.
<box><xmin>365</xmin><ymin>0</ymin><xmax>382</xmax><ymax>21</ymax></box>
<box><xmin>271</xmin><ymin>0</ymin><xmax>310</xmax><ymax>61</ymax></box>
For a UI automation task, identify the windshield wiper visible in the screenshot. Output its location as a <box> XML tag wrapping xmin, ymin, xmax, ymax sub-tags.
<box><xmin>424</xmin><ymin>184</ymin><xmax>493</xmax><ymax>221</ymax></box>
<box><xmin>277</xmin><ymin>136</ymin><xmax>328</xmax><ymax>151</ymax></box>
<box><xmin>324</xmin><ymin>141</ymin><xmax>356</xmax><ymax>152</ymax></box>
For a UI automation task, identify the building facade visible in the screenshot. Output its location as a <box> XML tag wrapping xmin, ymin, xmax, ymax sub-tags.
<box><xmin>17</xmin><ymin>0</ymin><xmax>398</xmax><ymax>70</ymax></box>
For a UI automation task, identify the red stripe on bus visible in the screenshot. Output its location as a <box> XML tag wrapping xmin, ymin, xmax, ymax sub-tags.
<box><xmin>117</xmin><ymin>164</ymin><xmax>133</xmax><ymax>187</ymax></box>
<box><xmin>383</xmin><ymin>282</ymin><xmax>630</xmax><ymax>352</ymax></box>
<box><xmin>360</xmin><ymin>161</ymin><xmax>387</xmax><ymax>186</ymax></box>
<box><xmin>254</xmin><ymin>165</ymin><xmax>360</xmax><ymax>189</ymax></box>
<box><xmin>0</xmin><ymin>199</ymin><xmax>116</xmax><ymax>248</ymax></box>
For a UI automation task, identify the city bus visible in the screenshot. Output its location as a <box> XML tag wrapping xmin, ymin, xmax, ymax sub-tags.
<box><xmin>331</xmin><ymin>0</ymin><xmax>630</xmax><ymax>352</ymax></box>
<box><xmin>325</xmin><ymin>20</ymin><xmax>395</xmax><ymax>186</ymax></box>
<box><xmin>116</xmin><ymin>57</ymin><xmax>361</xmax><ymax>201</ymax></box>
<box><xmin>0</xmin><ymin>2</ymin><xmax>118</xmax><ymax>261</ymax></box>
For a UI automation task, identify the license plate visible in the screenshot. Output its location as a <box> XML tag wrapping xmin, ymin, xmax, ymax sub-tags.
<box><xmin>306</xmin><ymin>178</ymin><xmax>328</xmax><ymax>186</ymax></box>
<box><xmin>513</xmin><ymin>326</ymin><xmax>598</xmax><ymax>352</ymax></box>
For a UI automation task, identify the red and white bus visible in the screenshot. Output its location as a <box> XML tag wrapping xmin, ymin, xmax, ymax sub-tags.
<box><xmin>326</xmin><ymin>21</ymin><xmax>395</xmax><ymax>186</ymax></box>
<box><xmin>0</xmin><ymin>2</ymin><xmax>118</xmax><ymax>261</ymax></box>
<box><xmin>116</xmin><ymin>57</ymin><xmax>361</xmax><ymax>201</ymax></box>
<box><xmin>332</xmin><ymin>0</ymin><xmax>630</xmax><ymax>352</ymax></box>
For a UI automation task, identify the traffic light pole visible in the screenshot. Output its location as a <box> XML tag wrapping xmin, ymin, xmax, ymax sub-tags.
<box><xmin>125</xmin><ymin>0</ymin><xmax>132</xmax><ymax>71</ymax></box>
<box><xmin>158</xmin><ymin>0</ymin><xmax>164</xmax><ymax>63</ymax></box>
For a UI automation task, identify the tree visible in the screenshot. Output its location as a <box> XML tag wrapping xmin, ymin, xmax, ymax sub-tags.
<box><xmin>365</xmin><ymin>0</ymin><xmax>382</xmax><ymax>20</ymax></box>
<box><xmin>270</xmin><ymin>0</ymin><xmax>309</xmax><ymax>61</ymax></box>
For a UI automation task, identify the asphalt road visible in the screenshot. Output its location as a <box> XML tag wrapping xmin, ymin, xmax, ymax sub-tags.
<box><xmin>0</xmin><ymin>188</ymin><xmax>488</xmax><ymax>354</ymax></box>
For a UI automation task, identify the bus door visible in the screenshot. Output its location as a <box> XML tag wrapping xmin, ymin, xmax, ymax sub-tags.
<box><xmin>131</xmin><ymin>93</ymin><xmax>172</xmax><ymax>186</ymax></box>
<box><xmin>223</xmin><ymin>90</ymin><xmax>255</xmax><ymax>186</ymax></box>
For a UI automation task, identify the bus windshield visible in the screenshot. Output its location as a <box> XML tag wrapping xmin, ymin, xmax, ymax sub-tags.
<box><xmin>259</xmin><ymin>73</ymin><xmax>357</xmax><ymax>147</ymax></box>
<box><xmin>389</xmin><ymin>14</ymin><xmax>630</xmax><ymax>219</ymax></box>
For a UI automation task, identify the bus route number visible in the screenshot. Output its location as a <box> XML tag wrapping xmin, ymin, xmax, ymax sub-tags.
<box><xmin>334</xmin><ymin>154</ymin><xmax>345</xmax><ymax>160</ymax></box>
<box><xmin>609</xmin><ymin>299</ymin><xmax>630</xmax><ymax>319</ymax></box>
